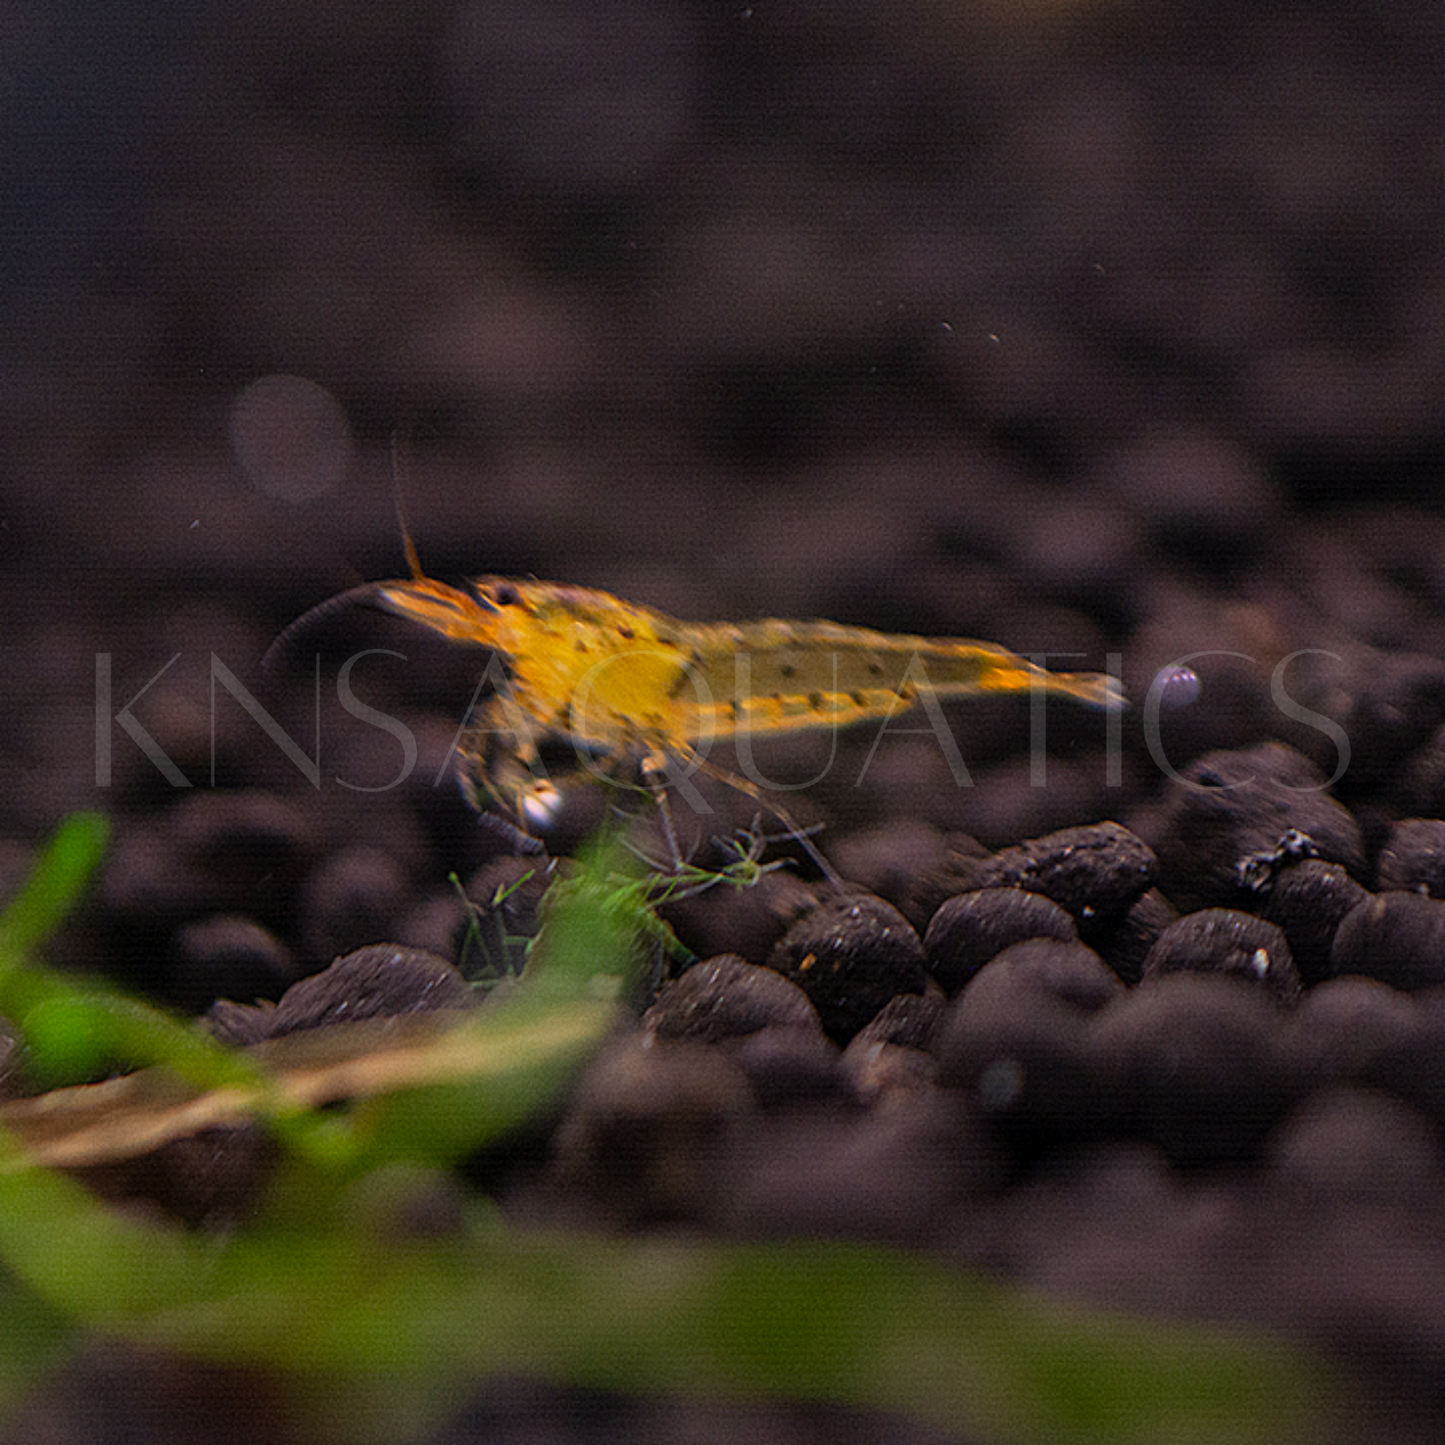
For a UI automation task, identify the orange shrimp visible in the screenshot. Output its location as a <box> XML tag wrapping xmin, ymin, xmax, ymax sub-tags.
<box><xmin>335</xmin><ymin>546</ymin><xmax>1123</xmax><ymax>865</ymax></box>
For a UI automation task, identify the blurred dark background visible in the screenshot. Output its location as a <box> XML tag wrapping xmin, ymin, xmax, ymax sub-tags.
<box><xmin>4</xmin><ymin>0</ymin><xmax>1445</xmax><ymax>841</ymax></box>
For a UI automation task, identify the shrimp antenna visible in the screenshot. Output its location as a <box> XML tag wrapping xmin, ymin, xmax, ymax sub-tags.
<box><xmin>390</xmin><ymin>431</ymin><xmax>426</xmax><ymax>582</ymax></box>
<box><xmin>265</xmin><ymin>434</ymin><xmax>426</xmax><ymax>679</ymax></box>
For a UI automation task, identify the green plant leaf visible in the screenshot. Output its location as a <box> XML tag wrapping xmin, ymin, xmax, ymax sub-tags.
<box><xmin>0</xmin><ymin>812</ymin><xmax>109</xmax><ymax>962</ymax></box>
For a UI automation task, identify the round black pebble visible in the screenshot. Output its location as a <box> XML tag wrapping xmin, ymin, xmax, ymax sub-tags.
<box><xmin>1286</xmin><ymin>976</ymin><xmax>1423</xmax><ymax>1089</ymax></box>
<box><xmin>550</xmin><ymin>1034</ymin><xmax>754</xmax><ymax>1223</ymax></box>
<box><xmin>1107</xmin><ymin>427</ymin><xmax>1282</xmax><ymax>559</ymax></box>
<box><xmin>934</xmin><ymin>938</ymin><xmax>1122</xmax><ymax>1143</ymax></box>
<box><xmin>730</xmin><ymin>1025</ymin><xmax>853</xmax><ymax>1111</ymax></box>
<box><xmin>1333</xmin><ymin>651</ymin><xmax>1445</xmax><ymax>793</ymax></box>
<box><xmin>1267</xmin><ymin>1087</ymin><xmax>1444</xmax><ymax>1202</ymax></box>
<box><xmin>643</xmin><ymin>954</ymin><xmax>821</xmax><ymax>1043</ymax></box>
<box><xmin>715</xmin><ymin>1095</ymin><xmax>996</xmax><ymax>1245</ymax></box>
<box><xmin>299</xmin><ymin>845</ymin><xmax>414</xmax><ymax>966</ymax></box>
<box><xmin>97</xmin><ymin>790</ymin><xmax>314</xmax><ymax>928</ymax></box>
<box><xmin>1376</xmin><ymin>818</ymin><xmax>1445</xmax><ymax>898</ymax></box>
<box><xmin>1092</xmin><ymin>973</ymin><xmax>1296</xmax><ymax>1168</ymax></box>
<box><xmin>767</xmin><ymin>892</ymin><xmax>927</xmax><ymax>1043</ymax></box>
<box><xmin>1391</xmin><ymin>723</ymin><xmax>1445</xmax><ymax>818</ymax></box>
<box><xmin>660</xmin><ymin>869</ymin><xmax>819</xmax><ymax>967</ymax></box>
<box><xmin>1330</xmin><ymin>891</ymin><xmax>1445</xmax><ymax>993</ymax></box>
<box><xmin>829</xmin><ymin>820</ymin><xmax>989</xmax><ymax>932</ymax></box>
<box><xmin>1091</xmin><ymin>887</ymin><xmax>1178</xmax><ymax>985</ymax></box>
<box><xmin>923</xmin><ymin>888</ymin><xmax>1078</xmax><ymax>995</ymax></box>
<box><xmin>1352</xmin><ymin>1006</ymin><xmax>1445</xmax><ymax>1132</ymax></box>
<box><xmin>169</xmin><ymin>914</ymin><xmax>297</xmax><ymax>1014</ymax></box>
<box><xmin>1261</xmin><ymin>859</ymin><xmax>1369</xmax><ymax>986</ymax></box>
<box><xmin>839</xmin><ymin>990</ymin><xmax>945</xmax><ymax>1105</ymax></box>
<box><xmin>206</xmin><ymin>943</ymin><xmax>476</xmax><ymax>1044</ymax></box>
<box><xmin>968</xmin><ymin>821</ymin><xmax>1157</xmax><ymax>936</ymax></box>
<box><xmin>845</xmin><ymin>987</ymin><xmax>946</xmax><ymax>1052</ymax></box>
<box><xmin>1141</xmin><ymin>909</ymin><xmax>1301</xmax><ymax>1004</ymax></box>
<box><xmin>842</xmin><ymin>1037</ymin><xmax>939</xmax><ymax>1105</ymax></box>
<box><xmin>1149</xmin><ymin>742</ymin><xmax>1365</xmax><ymax>913</ymax></box>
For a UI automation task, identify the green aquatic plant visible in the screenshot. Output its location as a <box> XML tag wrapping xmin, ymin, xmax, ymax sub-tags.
<box><xmin>0</xmin><ymin>813</ymin><xmax>1356</xmax><ymax>1443</ymax></box>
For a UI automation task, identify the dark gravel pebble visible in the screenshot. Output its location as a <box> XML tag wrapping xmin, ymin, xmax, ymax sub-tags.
<box><xmin>643</xmin><ymin>954</ymin><xmax>821</xmax><ymax>1043</ymax></box>
<box><xmin>1352</xmin><ymin>1004</ymin><xmax>1445</xmax><ymax>1133</ymax></box>
<box><xmin>393</xmin><ymin>892</ymin><xmax>472</xmax><ymax>965</ymax></box>
<box><xmin>841</xmin><ymin>1038</ymin><xmax>938</xmax><ymax>1106</ymax></box>
<box><xmin>934</xmin><ymin>939</ymin><xmax>1122</xmax><ymax>1143</ymax></box>
<box><xmin>829</xmin><ymin>820</ymin><xmax>989</xmax><ymax>933</ymax></box>
<box><xmin>339</xmin><ymin>1164</ymin><xmax>470</xmax><ymax>1244</ymax></box>
<box><xmin>1261</xmin><ymin>859</ymin><xmax>1370</xmax><ymax>986</ymax></box>
<box><xmin>1089</xmin><ymin>887</ymin><xmax>1177</xmax><ymax>986</ymax></box>
<box><xmin>1141</xmin><ymin>909</ymin><xmax>1301</xmax><ymax>1005</ymax></box>
<box><xmin>1286</xmin><ymin>976</ymin><xmax>1423</xmax><ymax>1090</ymax></box>
<box><xmin>419</xmin><ymin>1374</ymin><xmax>964</xmax><ymax>1445</ymax></box>
<box><xmin>549</xmin><ymin>1034</ymin><xmax>754</xmax><ymax>1224</ymax></box>
<box><xmin>167</xmin><ymin>790</ymin><xmax>317</xmax><ymax>873</ymax></box>
<box><xmin>1148</xmin><ymin>742</ymin><xmax>1366</xmax><ymax>913</ymax></box>
<box><xmin>97</xmin><ymin>791</ymin><xmax>316</xmax><ymax>928</ymax></box>
<box><xmin>968</xmin><ymin>822</ymin><xmax>1157</xmax><ymax>936</ymax></box>
<box><xmin>661</xmin><ymin>869</ymin><xmax>819</xmax><ymax>966</ymax></box>
<box><xmin>767</xmin><ymin>892</ymin><xmax>927</xmax><ymax>1043</ymax></box>
<box><xmin>169</xmin><ymin>914</ymin><xmax>298</xmax><ymax>1013</ymax></box>
<box><xmin>729</xmin><ymin>1025</ymin><xmax>853</xmax><ymax>1112</ymax></box>
<box><xmin>205</xmin><ymin>943</ymin><xmax>476</xmax><ymax>1045</ymax></box>
<box><xmin>1266</xmin><ymin>1088</ymin><xmax>1444</xmax><ymax>1203</ymax></box>
<box><xmin>0</xmin><ymin>1344</ymin><xmax>293</xmax><ymax>1445</ymax></box>
<box><xmin>1329</xmin><ymin>651</ymin><xmax>1445</xmax><ymax>794</ymax></box>
<box><xmin>1376</xmin><ymin>817</ymin><xmax>1445</xmax><ymax>898</ymax></box>
<box><xmin>715</xmin><ymin>1096</ymin><xmax>998</xmax><ymax>1245</ymax></box>
<box><xmin>299</xmin><ymin>844</ymin><xmax>414</xmax><ymax>966</ymax></box>
<box><xmin>1107</xmin><ymin>427</ymin><xmax>1282</xmax><ymax>561</ymax></box>
<box><xmin>1390</xmin><ymin>724</ymin><xmax>1445</xmax><ymax>818</ymax></box>
<box><xmin>922</xmin><ymin>888</ymin><xmax>1078</xmax><ymax>995</ymax></box>
<box><xmin>1092</xmin><ymin>974</ymin><xmax>1297</xmax><ymax>1168</ymax></box>
<box><xmin>839</xmin><ymin>990</ymin><xmax>946</xmax><ymax>1105</ymax></box>
<box><xmin>1330</xmin><ymin>891</ymin><xmax>1445</xmax><ymax>993</ymax></box>
<box><xmin>76</xmin><ymin>1125</ymin><xmax>277</xmax><ymax>1230</ymax></box>
<box><xmin>843</xmin><ymin>987</ymin><xmax>945</xmax><ymax>1054</ymax></box>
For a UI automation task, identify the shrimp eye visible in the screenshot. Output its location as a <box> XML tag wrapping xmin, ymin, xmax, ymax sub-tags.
<box><xmin>492</xmin><ymin>583</ymin><xmax>520</xmax><ymax>607</ymax></box>
<box><xmin>519</xmin><ymin>779</ymin><xmax>563</xmax><ymax>833</ymax></box>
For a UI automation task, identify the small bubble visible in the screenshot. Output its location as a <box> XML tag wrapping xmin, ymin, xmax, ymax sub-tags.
<box><xmin>977</xmin><ymin>1056</ymin><xmax>1025</xmax><ymax>1112</ymax></box>
<box><xmin>229</xmin><ymin>374</ymin><xmax>353</xmax><ymax>503</ymax></box>
<box><xmin>1154</xmin><ymin>664</ymin><xmax>1201</xmax><ymax>711</ymax></box>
